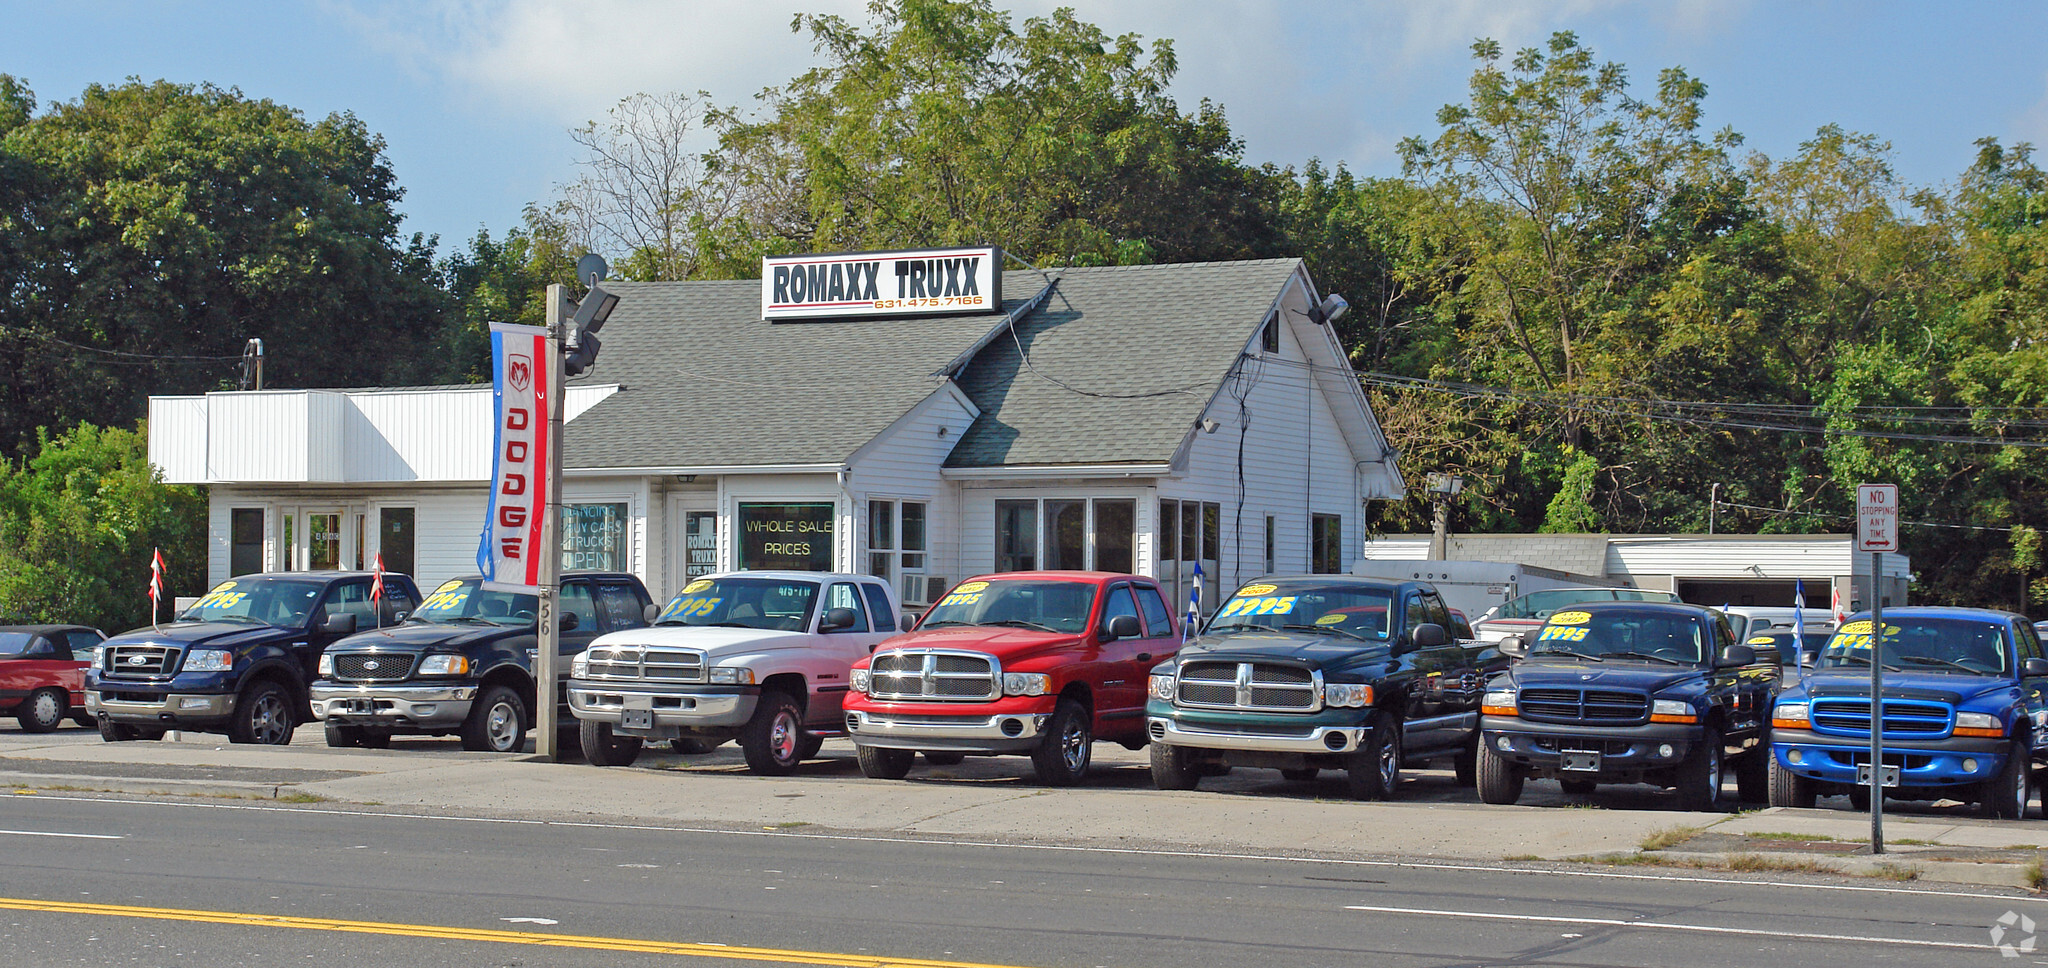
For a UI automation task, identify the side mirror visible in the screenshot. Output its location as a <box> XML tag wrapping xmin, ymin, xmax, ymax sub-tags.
<box><xmin>2024</xmin><ymin>657</ymin><xmax>2048</xmax><ymax>678</ymax></box>
<box><xmin>1412</xmin><ymin>623</ymin><xmax>1447</xmax><ymax>649</ymax></box>
<box><xmin>389</xmin><ymin>610</ymin><xmax>409</xmax><ymax>624</ymax></box>
<box><xmin>1102</xmin><ymin>614</ymin><xmax>1143</xmax><ymax>642</ymax></box>
<box><xmin>559</xmin><ymin>611</ymin><xmax>580</xmax><ymax>632</ymax></box>
<box><xmin>1716</xmin><ymin>644</ymin><xmax>1756</xmax><ymax>669</ymax></box>
<box><xmin>322</xmin><ymin>613</ymin><xmax>357</xmax><ymax>635</ymax></box>
<box><xmin>821</xmin><ymin>607</ymin><xmax>857</xmax><ymax>631</ymax></box>
<box><xmin>644</xmin><ymin>602</ymin><xmax>661</xmax><ymax>624</ymax></box>
<box><xmin>1498</xmin><ymin>634</ymin><xmax>1527</xmax><ymax>657</ymax></box>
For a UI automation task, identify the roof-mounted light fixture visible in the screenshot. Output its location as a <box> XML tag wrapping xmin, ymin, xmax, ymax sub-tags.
<box><xmin>1306</xmin><ymin>293</ymin><xmax>1349</xmax><ymax>326</ymax></box>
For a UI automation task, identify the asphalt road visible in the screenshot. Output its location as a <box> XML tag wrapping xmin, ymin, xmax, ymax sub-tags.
<box><xmin>1</xmin><ymin>791</ymin><xmax>2040</xmax><ymax>968</ymax></box>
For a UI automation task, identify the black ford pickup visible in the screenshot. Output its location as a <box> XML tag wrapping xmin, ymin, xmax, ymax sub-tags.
<box><xmin>1477</xmin><ymin>600</ymin><xmax>1779</xmax><ymax>810</ymax></box>
<box><xmin>86</xmin><ymin>571</ymin><xmax>420</xmax><ymax>744</ymax></box>
<box><xmin>1144</xmin><ymin>576</ymin><xmax>1499</xmax><ymax>800</ymax></box>
<box><xmin>310</xmin><ymin>572</ymin><xmax>651</xmax><ymax>751</ymax></box>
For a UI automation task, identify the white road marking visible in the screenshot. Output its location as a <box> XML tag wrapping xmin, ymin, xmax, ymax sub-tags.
<box><xmin>0</xmin><ymin>829</ymin><xmax>121</xmax><ymax>840</ymax></box>
<box><xmin>500</xmin><ymin>917</ymin><xmax>557</xmax><ymax>925</ymax></box>
<box><xmin>1344</xmin><ymin>903</ymin><xmax>1991</xmax><ymax>951</ymax></box>
<box><xmin>3</xmin><ymin>792</ymin><xmax>2035</xmax><ymax>904</ymax></box>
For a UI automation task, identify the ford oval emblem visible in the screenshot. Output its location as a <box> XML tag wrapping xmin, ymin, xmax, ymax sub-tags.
<box><xmin>362</xmin><ymin>659</ymin><xmax>380</xmax><ymax>671</ymax></box>
<box><xmin>127</xmin><ymin>655</ymin><xmax>149</xmax><ymax>666</ymax></box>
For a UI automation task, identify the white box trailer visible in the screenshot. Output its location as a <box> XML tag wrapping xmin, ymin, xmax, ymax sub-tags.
<box><xmin>1349</xmin><ymin>559</ymin><xmax>1619</xmax><ymax>630</ymax></box>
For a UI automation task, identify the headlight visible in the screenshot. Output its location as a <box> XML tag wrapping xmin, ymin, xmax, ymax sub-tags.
<box><xmin>1955</xmin><ymin>711</ymin><xmax>2005</xmax><ymax>737</ymax></box>
<box><xmin>570</xmin><ymin>652</ymin><xmax>589</xmax><ymax>678</ymax></box>
<box><xmin>184</xmin><ymin>649</ymin><xmax>232</xmax><ymax>672</ymax></box>
<box><xmin>1002</xmin><ymin>672</ymin><xmax>1050</xmax><ymax>697</ymax></box>
<box><xmin>317</xmin><ymin>653</ymin><xmax>334</xmax><ymax>676</ymax></box>
<box><xmin>418</xmin><ymin>654</ymin><xmax>470</xmax><ymax>676</ymax></box>
<box><xmin>1772</xmin><ymin>701</ymin><xmax>1809</xmax><ymax>727</ymax></box>
<box><xmin>1148</xmin><ymin>673</ymin><xmax>1177</xmax><ymax>702</ymax></box>
<box><xmin>1323</xmin><ymin>682</ymin><xmax>1374</xmax><ymax>707</ymax></box>
<box><xmin>710</xmin><ymin>666</ymin><xmax>756</xmax><ymax>685</ymax></box>
<box><xmin>1650</xmin><ymin>698</ymin><xmax>1697</xmax><ymax>723</ymax></box>
<box><xmin>91</xmin><ymin>646</ymin><xmax>106</xmax><ymax>669</ymax></box>
<box><xmin>850</xmin><ymin>669</ymin><xmax>870</xmax><ymax>694</ymax></box>
<box><xmin>1482</xmin><ymin>689</ymin><xmax>1518</xmax><ymax>715</ymax></box>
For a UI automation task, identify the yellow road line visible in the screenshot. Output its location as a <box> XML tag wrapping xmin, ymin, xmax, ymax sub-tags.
<box><xmin>0</xmin><ymin>896</ymin><xmax>1036</xmax><ymax>968</ymax></box>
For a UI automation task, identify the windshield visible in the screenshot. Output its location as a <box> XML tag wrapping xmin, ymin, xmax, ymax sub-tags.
<box><xmin>411</xmin><ymin>579</ymin><xmax>537</xmax><ymax>626</ymax></box>
<box><xmin>178</xmin><ymin>578</ymin><xmax>326</xmax><ymax>626</ymax></box>
<box><xmin>1817</xmin><ymin>617</ymin><xmax>2011</xmax><ymax>675</ymax></box>
<box><xmin>1494</xmin><ymin>587</ymin><xmax>1681</xmax><ymax>620</ymax></box>
<box><xmin>1529</xmin><ymin>607</ymin><xmax>1711</xmax><ymax>663</ymax></box>
<box><xmin>0</xmin><ymin>632</ymin><xmax>37</xmax><ymax>656</ymax></box>
<box><xmin>1203</xmin><ymin>581</ymin><xmax>1395</xmax><ymax>640</ymax></box>
<box><xmin>1747</xmin><ymin>631</ymin><xmax>1833</xmax><ymax>665</ymax></box>
<box><xmin>655</xmin><ymin>577</ymin><xmax>820</xmax><ymax>632</ymax></box>
<box><xmin>917</xmin><ymin>579</ymin><xmax>1098</xmax><ymax>634</ymax></box>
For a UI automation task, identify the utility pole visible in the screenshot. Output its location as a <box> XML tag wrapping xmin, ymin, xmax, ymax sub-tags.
<box><xmin>1426</xmin><ymin>474</ymin><xmax>1463</xmax><ymax>561</ymax></box>
<box><xmin>533</xmin><ymin>285</ymin><xmax>568</xmax><ymax>761</ymax></box>
<box><xmin>1708</xmin><ymin>483</ymin><xmax>1718</xmax><ymax>535</ymax></box>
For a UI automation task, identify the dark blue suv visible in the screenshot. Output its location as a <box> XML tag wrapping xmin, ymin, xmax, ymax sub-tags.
<box><xmin>1769</xmin><ymin>607</ymin><xmax>2048</xmax><ymax>818</ymax></box>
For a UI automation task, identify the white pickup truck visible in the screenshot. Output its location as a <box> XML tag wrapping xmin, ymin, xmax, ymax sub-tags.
<box><xmin>567</xmin><ymin>570</ymin><xmax>901</xmax><ymax>774</ymax></box>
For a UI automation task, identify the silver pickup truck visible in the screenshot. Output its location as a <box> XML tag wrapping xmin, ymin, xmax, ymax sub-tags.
<box><xmin>567</xmin><ymin>570</ymin><xmax>900</xmax><ymax>774</ymax></box>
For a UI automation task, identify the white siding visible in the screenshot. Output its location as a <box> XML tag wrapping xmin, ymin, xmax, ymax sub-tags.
<box><xmin>148</xmin><ymin>396</ymin><xmax>208</xmax><ymax>483</ymax></box>
<box><xmin>207</xmin><ymin>392</ymin><xmax>317</xmax><ymax>482</ymax></box>
<box><xmin>848</xmin><ymin>389</ymin><xmax>977</xmax><ymax>593</ymax></box>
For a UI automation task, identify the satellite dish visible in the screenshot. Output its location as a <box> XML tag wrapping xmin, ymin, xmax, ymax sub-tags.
<box><xmin>576</xmin><ymin>253</ymin><xmax>609</xmax><ymax>287</ymax></box>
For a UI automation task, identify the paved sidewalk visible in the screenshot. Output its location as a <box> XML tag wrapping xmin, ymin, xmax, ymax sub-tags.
<box><xmin>3</xmin><ymin>727</ymin><xmax>2041</xmax><ymax>889</ymax></box>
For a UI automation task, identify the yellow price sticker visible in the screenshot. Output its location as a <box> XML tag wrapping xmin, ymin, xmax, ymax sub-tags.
<box><xmin>1747</xmin><ymin>635</ymin><xmax>1778</xmax><ymax>645</ymax></box>
<box><xmin>1549</xmin><ymin>610</ymin><xmax>1592</xmax><ymax>625</ymax></box>
<box><xmin>1237</xmin><ymin>583</ymin><xmax>1279</xmax><ymax>597</ymax></box>
<box><xmin>1217</xmin><ymin>595</ymin><xmax>1298</xmax><ymax>618</ymax></box>
<box><xmin>1315</xmin><ymin>613</ymin><xmax>1347</xmax><ymax>625</ymax></box>
<box><xmin>681</xmin><ymin>579</ymin><xmax>714</xmax><ymax>595</ymax></box>
<box><xmin>660</xmin><ymin>596</ymin><xmax>722</xmax><ymax>621</ymax></box>
<box><xmin>938</xmin><ymin>591</ymin><xmax>983</xmax><ymax>607</ymax></box>
<box><xmin>1539</xmin><ymin>626</ymin><xmax>1590</xmax><ymax>642</ymax></box>
<box><xmin>953</xmin><ymin>581</ymin><xmax>990</xmax><ymax>594</ymax></box>
<box><xmin>433</xmin><ymin>580</ymin><xmax>464</xmax><ymax>594</ymax></box>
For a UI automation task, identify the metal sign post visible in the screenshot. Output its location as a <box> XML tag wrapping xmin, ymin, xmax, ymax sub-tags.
<box><xmin>1857</xmin><ymin>483</ymin><xmax>1899</xmax><ymax>854</ymax></box>
<box><xmin>533</xmin><ymin>284</ymin><xmax>568</xmax><ymax>761</ymax></box>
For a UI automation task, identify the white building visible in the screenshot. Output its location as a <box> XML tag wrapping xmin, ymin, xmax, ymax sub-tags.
<box><xmin>1359</xmin><ymin>532</ymin><xmax>1911</xmax><ymax>612</ymax></box>
<box><xmin>149</xmin><ymin>258</ymin><xmax>1405</xmax><ymax>614</ymax></box>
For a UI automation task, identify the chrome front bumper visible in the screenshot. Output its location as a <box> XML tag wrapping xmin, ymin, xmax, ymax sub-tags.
<box><xmin>85</xmin><ymin>690</ymin><xmax>233</xmax><ymax>721</ymax></box>
<box><xmin>567</xmin><ymin>681</ymin><xmax>757</xmax><ymax>729</ymax></box>
<box><xmin>844</xmin><ymin>710</ymin><xmax>1049</xmax><ymax>752</ymax></box>
<box><xmin>310</xmin><ymin>683</ymin><xmax>477</xmax><ymax>727</ymax></box>
<box><xmin>1148</xmin><ymin>717</ymin><xmax>1367</xmax><ymax>754</ymax></box>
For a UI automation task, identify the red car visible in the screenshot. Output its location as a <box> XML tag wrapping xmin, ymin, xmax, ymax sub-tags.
<box><xmin>843</xmin><ymin>571</ymin><xmax>1181</xmax><ymax>785</ymax></box>
<box><xmin>1</xmin><ymin>625</ymin><xmax>104</xmax><ymax>731</ymax></box>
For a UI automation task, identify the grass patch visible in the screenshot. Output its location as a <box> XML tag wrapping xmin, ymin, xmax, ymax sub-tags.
<box><xmin>274</xmin><ymin>791</ymin><xmax>329</xmax><ymax>803</ymax></box>
<box><xmin>1869</xmin><ymin>862</ymin><xmax>1921</xmax><ymax>881</ymax></box>
<box><xmin>2024</xmin><ymin>859</ymin><xmax>2046</xmax><ymax>891</ymax></box>
<box><xmin>1502</xmin><ymin>853</ymin><xmax>1544</xmax><ymax>862</ymax></box>
<box><xmin>1724</xmin><ymin>853</ymin><xmax>1838</xmax><ymax>874</ymax></box>
<box><xmin>1639</xmin><ymin>825</ymin><xmax>1702</xmax><ymax>851</ymax></box>
<box><xmin>1886</xmin><ymin>837</ymin><xmax>1938</xmax><ymax>846</ymax></box>
<box><xmin>1742</xmin><ymin>831</ymin><xmax>1839</xmax><ymax>842</ymax></box>
<box><xmin>1585</xmin><ymin>852</ymin><xmax>1715</xmax><ymax>869</ymax></box>
<box><xmin>771</xmin><ymin>821</ymin><xmax>811</xmax><ymax>829</ymax></box>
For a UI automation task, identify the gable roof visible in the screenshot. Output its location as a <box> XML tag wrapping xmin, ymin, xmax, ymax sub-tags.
<box><xmin>561</xmin><ymin>259</ymin><xmax>1312</xmax><ymax>471</ymax></box>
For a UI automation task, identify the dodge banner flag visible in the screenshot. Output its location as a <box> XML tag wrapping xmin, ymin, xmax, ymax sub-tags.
<box><xmin>477</xmin><ymin>322</ymin><xmax>551</xmax><ymax>591</ymax></box>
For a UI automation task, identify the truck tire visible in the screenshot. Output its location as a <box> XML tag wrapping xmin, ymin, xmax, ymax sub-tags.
<box><xmin>17</xmin><ymin>688</ymin><xmax>66</xmax><ymax>733</ymax></box>
<box><xmin>1767</xmin><ymin>756</ymin><xmax>1816</xmax><ymax>808</ymax></box>
<box><xmin>923</xmin><ymin>751</ymin><xmax>966</xmax><ymax>766</ymax></box>
<box><xmin>460</xmin><ymin>684</ymin><xmax>529</xmax><ymax>753</ymax></box>
<box><xmin>1980</xmin><ymin>741</ymin><xmax>2032</xmax><ymax>820</ymax></box>
<box><xmin>325</xmin><ymin>722</ymin><xmax>364</xmax><ymax>748</ymax></box>
<box><xmin>741</xmin><ymin>690</ymin><xmax>807</xmax><ymax>775</ymax></box>
<box><xmin>579</xmin><ymin>718</ymin><xmax>642</xmax><ymax>767</ymax></box>
<box><xmin>98</xmin><ymin>716</ymin><xmax>140</xmax><ymax>742</ymax></box>
<box><xmin>1345</xmin><ymin>720</ymin><xmax>1401</xmax><ymax>801</ymax></box>
<box><xmin>857</xmin><ymin>744</ymin><xmax>914</xmax><ymax>779</ymax></box>
<box><xmin>1476</xmin><ymin>744</ymin><xmax>1523</xmax><ymax>805</ymax></box>
<box><xmin>1149</xmin><ymin>742</ymin><xmax>1202</xmax><ymax>791</ymax></box>
<box><xmin>228</xmin><ymin>680</ymin><xmax>295</xmax><ymax>745</ymax></box>
<box><xmin>1453</xmin><ymin>736</ymin><xmax>1479</xmax><ymax>786</ymax></box>
<box><xmin>1733</xmin><ymin>748</ymin><xmax>1770</xmax><ymax>804</ymax></box>
<box><xmin>1672</xmin><ymin>727</ymin><xmax>1724</xmax><ymax>812</ymax></box>
<box><xmin>795</xmin><ymin>733</ymin><xmax>824</xmax><ymax>762</ymax></box>
<box><xmin>1031</xmin><ymin>699</ymin><xmax>1093</xmax><ymax>787</ymax></box>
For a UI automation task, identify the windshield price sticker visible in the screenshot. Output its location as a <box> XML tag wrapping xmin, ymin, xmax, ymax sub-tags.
<box><xmin>433</xmin><ymin>580</ymin><xmax>463</xmax><ymax>594</ymax></box>
<box><xmin>1747</xmin><ymin>635</ymin><xmax>1778</xmax><ymax>645</ymax></box>
<box><xmin>1540</xmin><ymin>626</ymin><xmax>1591</xmax><ymax>642</ymax></box>
<box><xmin>1549</xmin><ymin>610</ymin><xmax>1592</xmax><ymax>625</ymax></box>
<box><xmin>662</xmin><ymin>597</ymin><xmax>722</xmax><ymax>621</ymax></box>
<box><xmin>681</xmin><ymin>579</ymin><xmax>714</xmax><ymax>595</ymax></box>
<box><xmin>953</xmin><ymin>581</ymin><xmax>990</xmax><ymax>594</ymax></box>
<box><xmin>938</xmin><ymin>590</ymin><xmax>983</xmax><ymax>607</ymax></box>
<box><xmin>1315</xmin><ymin>613</ymin><xmax>1348</xmax><ymax>625</ymax></box>
<box><xmin>193</xmin><ymin>582</ymin><xmax>247</xmax><ymax>611</ymax></box>
<box><xmin>420</xmin><ymin>589</ymin><xmax>470</xmax><ymax>613</ymax></box>
<box><xmin>1828</xmin><ymin>621</ymin><xmax>1899</xmax><ymax>650</ymax></box>
<box><xmin>1218</xmin><ymin>596</ymin><xmax>1298</xmax><ymax>618</ymax></box>
<box><xmin>1236</xmin><ymin>583</ymin><xmax>1279</xmax><ymax>597</ymax></box>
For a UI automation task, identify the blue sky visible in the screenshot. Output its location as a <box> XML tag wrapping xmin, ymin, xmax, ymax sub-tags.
<box><xmin>6</xmin><ymin>1</ymin><xmax>2046</xmax><ymax>254</ymax></box>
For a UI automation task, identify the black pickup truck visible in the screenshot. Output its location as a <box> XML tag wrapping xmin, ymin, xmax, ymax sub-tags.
<box><xmin>1477</xmin><ymin>600</ymin><xmax>1780</xmax><ymax>810</ymax></box>
<box><xmin>1144</xmin><ymin>576</ymin><xmax>1500</xmax><ymax>800</ymax></box>
<box><xmin>310</xmin><ymin>572</ymin><xmax>652</xmax><ymax>751</ymax></box>
<box><xmin>85</xmin><ymin>571</ymin><xmax>421</xmax><ymax>744</ymax></box>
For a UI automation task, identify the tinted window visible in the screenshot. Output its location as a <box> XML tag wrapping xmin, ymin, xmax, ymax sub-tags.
<box><xmin>180</xmin><ymin>577</ymin><xmax>326</xmax><ymax>626</ymax></box>
<box><xmin>0</xmin><ymin>632</ymin><xmax>36</xmax><ymax>656</ymax></box>
<box><xmin>920</xmin><ymin>579</ymin><xmax>1098</xmax><ymax>634</ymax></box>
<box><xmin>1819</xmin><ymin>616</ymin><xmax>2012</xmax><ymax>675</ymax></box>
<box><xmin>413</xmin><ymin>578</ymin><xmax>536</xmax><ymax>626</ymax></box>
<box><xmin>2017</xmin><ymin>622</ymin><xmax>2044</xmax><ymax>662</ymax></box>
<box><xmin>1103</xmin><ymin>584</ymin><xmax>1140</xmax><ymax>630</ymax></box>
<box><xmin>1424</xmin><ymin>593</ymin><xmax>1452</xmax><ymax>636</ymax></box>
<box><xmin>594</xmin><ymin>581</ymin><xmax>649</xmax><ymax>631</ymax></box>
<box><xmin>1403</xmin><ymin>593</ymin><xmax>1427</xmax><ymax>639</ymax></box>
<box><xmin>861</xmin><ymin>583</ymin><xmax>897</xmax><ymax>632</ymax></box>
<box><xmin>827</xmin><ymin>583</ymin><xmax>871</xmax><ymax>633</ymax></box>
<box><xmin>1207</xmin><ymin>580</ymin><xmax>1396</xmax><ymax>640</ymax></box>
<box><xmin>1530</xmin><ymin>607</ymin><xmax>1712</xmax><ymax>663</ymax></box>
<box><xmin>653</xmin><ymin>577</ymin><xmax>820</xmax><ymax>633</ymax></box>
<box><xmin>1496</xmin><ymin>588</ymin><xmax>1683</xmax><ymax>620</ymax></box>
<box><xmin>64</xmin><ymin>629</ymin><xmax>104</xmax><ymax>654</ymax></box>
<box><xmin>22</xmin><ymin>635</ymin><xmax>58</xmax><ymax>657</ymax></box>
<box><xmin>559</xmin><ymin>582</ymin><xmax>597</xmax><ymax>632</ymax></box>
<box><xmin>1137</xmin><ymin>584</ymin><xmax>1174</xmax><ymax>637</ymax></box>
<box><xmin>318</xmin><ymin>580</ymin><xmax>376</xmax><ymax>628</ymax></box>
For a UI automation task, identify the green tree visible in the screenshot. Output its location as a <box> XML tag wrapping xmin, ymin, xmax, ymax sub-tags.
<box><xmin>0</xmin><ymin>422</ymin><xmax>204</xmax><ymax>633</ymax></box>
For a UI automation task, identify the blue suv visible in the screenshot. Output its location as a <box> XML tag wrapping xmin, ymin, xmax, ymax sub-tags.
<box><xmin>1768</xmin><ymin>607</ymin><xmax>2048</xmax><ymax>818</ymax></box>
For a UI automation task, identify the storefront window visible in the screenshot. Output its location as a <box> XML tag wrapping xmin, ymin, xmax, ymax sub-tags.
<box><xmin>1158</xmin><ymin>499</ymin><xmax>1220</xmax><ymax>617</ymax></box>
<box><xmin>563</xmin><ymin>503</ymin><xmax>629</xmax><ymax>571</ymax></box>
<box><xmin>995</xmin><ymin>500</ymin><xmax>1038</xmax><ymax>572</ymax></box>
<box><xmin>684</xmin><ymin>511</ymin><xmax>717</xmax><ymax>581</ymax></box>
<box><xmin>738</xmin><ymin>502</ymin><xmax>833</xmax><ymax>572</ymax></box>
<box><xmin>867</xmin><ymin>500</ymin><xmax>930</xmax><ymax>604</ymax></box>
<box><xmin>1311</xmin><ymin>513</ymin><xmax>1343</xmax><ymax>574</ymax></box>
<box><xmin>307</xmin><ymin>513</ymin><xmax>342</xmax><ymax>571</ymax></box>
<box><xmin>230</xmin><ymin>508</ymin><xmax>264</xmax><ymax>576</ymax></box>
<box><xmin>1046</xmin><ymin>499</ymin><xmax>1087</xmax><ymax>570</ymax></box>
<box><xmin>1094</xmin><ymin>499</ymin><xmax>1135</xmax><ymax>574</ymax></box>
<box><xmin>380</xmin><ymin>507</ymin><xmax>416</xmax><ymax>577</ymax></box>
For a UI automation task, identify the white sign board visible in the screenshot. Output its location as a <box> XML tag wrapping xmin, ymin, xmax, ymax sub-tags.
<box><xmin>1856</xmin><ymin>483</ymin><xmax>1899</xmax><ymax>553</ymax></box>
<box><xmin>762</xmin><ymin>246</ymin><xmax>1002</xmax><ymax>321</ymax></box>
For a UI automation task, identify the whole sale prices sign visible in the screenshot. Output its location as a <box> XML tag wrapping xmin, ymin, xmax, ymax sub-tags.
<box><xmin>477</xmin><ymin>322</ymin><xmax>551</xmax><ymax>590</ymax></box>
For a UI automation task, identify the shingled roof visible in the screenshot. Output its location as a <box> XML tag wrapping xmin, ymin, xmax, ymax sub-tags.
<box><xmin>559</xmin><ymin>259</ymin><xmax>1305</xmax><ymax>471</ymax></box>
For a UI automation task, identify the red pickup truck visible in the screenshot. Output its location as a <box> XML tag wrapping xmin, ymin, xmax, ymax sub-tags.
<box><xmin>1</xmin><ymin>625</ymin><xmax>104</xmax><ymax>731</ymax></box>
<box><xmin>842</xmin><ymin>571</ymin><xmax>1180</xmax><ymax>785</ymax></box>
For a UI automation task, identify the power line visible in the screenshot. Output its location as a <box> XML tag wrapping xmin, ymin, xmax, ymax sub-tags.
<box><xmin>1716</xmin><ymin>499</ymin><xmax>2018</xmax><ymax>534</ymax></box>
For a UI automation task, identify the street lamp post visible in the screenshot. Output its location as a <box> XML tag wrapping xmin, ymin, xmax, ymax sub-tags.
<box><xmin>1427</xmin><ymin>473</ymin><xmax>1464</xmax><ymax>561</ymax></box>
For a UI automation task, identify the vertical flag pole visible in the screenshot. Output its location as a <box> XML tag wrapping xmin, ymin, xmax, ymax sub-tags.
<box><xmin>1185</xmin><ymin>561</ymin><xmax>1204</xmax><ymax>641</ymax></box>
<box><xmin>534</xmin><ymin>285</ymin><xmax>567</xmax><ymax>761</ymax></box>
<box><xmin>149</xmin><ymin>548</ymin><xmax>164</xmax><ymax>632</ymax></box>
